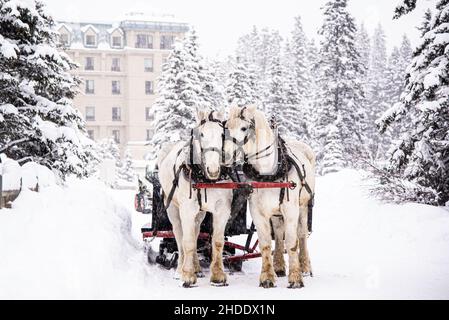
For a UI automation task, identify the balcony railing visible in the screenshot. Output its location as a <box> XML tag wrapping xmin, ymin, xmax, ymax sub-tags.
<box><xmin>135</xmin><ymin>42</ymin><xmax>153</xmax><ymax>49</ymax></box>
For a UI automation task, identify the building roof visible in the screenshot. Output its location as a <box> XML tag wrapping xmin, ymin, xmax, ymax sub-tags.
<box><xmin>56</xmin><ymin>13</ymin><xmax>189</xmax><ymax>50</ymax></box>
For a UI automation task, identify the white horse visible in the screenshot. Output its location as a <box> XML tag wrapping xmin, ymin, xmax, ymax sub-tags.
<box><xmin>224</xmin><ymin>105</ymin><xmax>316</xmax><ymax>288</ymax></box>
<box><xmin>157</xmin><ymin>109</ymin><xmax>233</xmax><ymax>287</ymax></box>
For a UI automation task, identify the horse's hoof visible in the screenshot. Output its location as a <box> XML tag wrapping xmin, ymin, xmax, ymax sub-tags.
<box><xmin>210</xmin><ymin>280</ymin><xmax>229</xmax><ymax>287</ymax></box>
<box><xmin>275</xmin><ymin>270</ymin><xmax>286</xmax><ymax>277</ymax></box>
<box><xmin>259</xmin><ymin>280</ymin><xmax>276</xmax><ymax>289</ymax></box>
<box><xmin>288</xmin><ymin>281</ymin><xmax>304</xmax><ymax>289</ymax></box>
<box><xmin>182</xmin><ymin>281</ymin><xmax>197</xmax><ymax>288</ymax></box>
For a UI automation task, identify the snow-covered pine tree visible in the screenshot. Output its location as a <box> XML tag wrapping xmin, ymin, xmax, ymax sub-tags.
<box><xmin>321</xmin><ymin>120</ymin><xmax>346</xmax><ymax>175</ymax></box>
<box><xmin>264</xmin><ymin>56</ymin><xmax>283</xmax><ymax>116</ymax></box>
<box><xmin>278</xmin><ymin>40</ymin><xmax>309</xmax><ymax>141</ymax></box>
<box><xmin>365</xmin><ymin>23</ymin><xmax>389</xmax><ymax>160</ymax></box>
<box><xmin>385</xmin><ymin>34</ymin><xmax>412</xmax><ymax>111</ymax></box>
<box><xmin>399</xmin><ymin>34</ymin><xmax>413</xmax><ymax>71</ymax></box>
<box><xmin>97</xmin><ymin>138</ymin><xmax>121</xmax><ymax>167</ymax></box>
<box><xmin>315</xmin><ymin>0</ymin><xmax>367</xmax><ymax>173</ymax></box>
<box><xmin>290</xmin><ymin>16</ymin><xmax>309</xmax><ymax>105</ymax></box>
<box><xmin>149</xmin><ymin>31</ymin><xmax>207</xmax><ymax>159</ymax></box>
<box><xmin>260</xmin><ymin>30</ymin><xmax>283</xmax><ymax>114</ymax></box>
<box><xmin>224</xmin><ymin>60</ymin><xmax>257</xmax><ymax>107</ymax></box>
<box><xmin>355</xmin><ymin>23</ymin><xmax>371</xmax><ymax>98</ymax></box>
<box><xmin>0</xmin><ymin>0</ymin><xmax>96</xmax><ymax>178</ymax></box>
<box><xmin>356</xmin><ymin>23</ymin><xmax>371</xmax><ymax>74</ymax></box>
<box><xmin>185</xmin><ymin>29</ymin><xmax>222</xmax><ymax>110</ymax></box>
<box><xmin>118</xmin><ymin>149</ymin><xmax>135</xmax><ymax>183</ymax></box>
<box><xmin>377</xmin><ymin>0</ymin><xmax>449</xmax><ymax>205</ymax></box>
<box><xmin>304</xmin><ymin>39</ymin><xmax>320</xmax><ymax>146</ymax></box>
<box><xmin>385</xmin><ymin>47</ymin><xmax>403</xmax><ymax>107</ymax></box>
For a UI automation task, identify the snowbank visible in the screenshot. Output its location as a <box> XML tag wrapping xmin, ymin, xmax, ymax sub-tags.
<box><xmin>0</xmin><ymin>154</ymin><xmax>55</xmax><ymax>190</ymax></box>
<box><xmin>0</xmin><ymin>178</ymin><xmax>147</xmax><ymax>299</ymax></box>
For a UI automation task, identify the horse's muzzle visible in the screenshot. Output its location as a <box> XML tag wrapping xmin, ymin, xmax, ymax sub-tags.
<box><xmin>206</xmin><ymin>166</ymin><xmax>220</xmax><ymax>180</ymax></box>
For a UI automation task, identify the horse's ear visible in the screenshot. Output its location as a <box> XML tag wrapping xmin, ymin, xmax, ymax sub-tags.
<box><xmin>245</xmin><ymin>105</ymin><xmax>257</xmax><ymax>118</ymax></box>
<box><xmin>228</xmin><ymin>104</ymin><xmax>239</xmax><ymax>119</ymax></box>
<box><xmin>195</xmin><ymin>108</ymin><xmax>207</xmax><ymax>122</ymax></box>
<box><xmin>216</xmin><ymin>107</ymin><xmax>225</xmax><ymax>121</ymax></box>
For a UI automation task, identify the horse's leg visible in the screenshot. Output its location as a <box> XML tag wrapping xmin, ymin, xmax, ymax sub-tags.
<box><xmin>209</xmin><ymin>207</ymin><xmax>230</xmax><ymax>286</ymax></box>
<box><xmin>251</xmin><ymin>204</ymin><xmax>276</xmax><ymax>288</ymax></box>
<box><xmin>179</xmin><ymin>203</ymin><xmax>199</xmax><ymax>287</ymax></box>
<box><xmin>298</xmin><ymin>204</ymin><xmax>312</xmax><ymax>276</ymax></box>
<box><xmin>283</xmin><ymin>202</ymin><xmax>304</xmax><ymax>288</ymax></box>
<box><xmin>194</xmin><ymin>211</ymin><xmax>206</xmax><ymax>277</ymax></box>
<box><xmin>167</xmin><ymin>205</ymin><xmax>183</xmax><ymax>277</ymax></box>
<box><xmin>271</xmin><ymin>215</ymin><xmax>286</xmax><ymax>277</ymax></box>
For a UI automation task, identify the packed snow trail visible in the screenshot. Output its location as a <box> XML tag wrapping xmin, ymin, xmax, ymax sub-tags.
<box><xmin>0</xmin><ymin>170</ymin><xmax>448</xmax><ymax>299</ymax></box>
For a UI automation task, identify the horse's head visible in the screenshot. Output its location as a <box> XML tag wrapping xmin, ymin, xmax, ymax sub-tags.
<box><xmin>193</xmin><ymin>109</ymin><xmax>225</xmax><ymax>180</ymax></box>
<box><xmin>224</xmin><ymin>105</ymin><xmax>258</xmax><ymax>165</ymax></box>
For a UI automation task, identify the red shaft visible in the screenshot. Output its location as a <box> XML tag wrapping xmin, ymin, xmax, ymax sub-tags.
<box><xmin>193</xmin><ymin>181</ymin><xmax>296</xmax><ymax>190</ymax></box>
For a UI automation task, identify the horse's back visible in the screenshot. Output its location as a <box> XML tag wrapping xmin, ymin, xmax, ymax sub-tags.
<box><xmin>285</xmin><ymin>139</ymin><xmax>316</xmax><ymax>168</ymax></box>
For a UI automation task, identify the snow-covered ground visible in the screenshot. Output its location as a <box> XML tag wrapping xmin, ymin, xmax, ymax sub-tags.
<box><xmin>0</xmin><ymin>170</ymin><xmax>448</xmax><ymax>299</ymax></box>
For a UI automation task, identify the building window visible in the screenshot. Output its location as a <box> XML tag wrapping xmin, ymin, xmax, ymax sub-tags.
<box><xmin>60</xmin><ymin>33</ymin><xmax>69</xmax><ymax>46</ymax></box>
<box><xmin>145</xmin><ymin>107</ymin><xmax>154</xmax><ymax>121</ymax></box>
<box><xmin>85</xmin><ymin>106</ymin><xmax>95</xmax><ymax>121</ymax></box>
<box><xmin>112</xmin><ymin>130</ymin><xmax>120</xmax><ymax>144</ymax></box>
<box><xmin>160</xmin><ymin>35</ymin><xmax>174</xmax><ymax>50</ymax></box>
<box><xmin>112</xmin><ymin>36</ymin><xmax>122</xmax><ymax>48</ymax></box>
<box><xmin>85</xmin><ymin>57</ymin><xmax>94</xmax><ymax>71</ymax></box>
<box><xmin>112</xmin><ymin>80</ymin><xmax>121</xmax><ymax>95</ymax></box>
<box><xmin>85</xmin><ymin>34</ymin><xmax>96</xmax><ymax>47</ymax></box>
<box><xmin>112</xmin><ymin>107</ymin><xmax>121</xmax><ymax>121</ymax></box>
<box><xmin>111</xmin><ymin>57</ymin><xmax>120</xmax><ymax>71</ymax></box>
<box><xmin>85</xmin><ymin>80</ymin><xmax>94</xmax><ymax>94</ymax></box>
<box><xmin>136</xmin><ymin>34</ymin><xmax>153</xmax><ymax>49</ymax></box>
<box><xmin>162</xmin><ymin>55</ymin><xmax>168</xmax><ymax>71</ymax></box>
<box><xmin>146</xmin><ymin>129</ymin><xmax>153</xmax><ymax>141</ymax></box>
<box><xmin>145</xmin><ymin>81</ymin><xmax>153</xmax><ymax>95</ymax></box>
<box><xmin>87</xmin><ymin>130</ymin><xmax>94</xmax><ymax>140</ymax></box>
<box><xmin>144</xmin><ymin>58</ymin><xmax>153</xmax><ymax>72</ymax></box>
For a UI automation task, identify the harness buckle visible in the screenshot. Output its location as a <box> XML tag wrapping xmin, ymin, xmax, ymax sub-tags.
<box><xmin>289</xmin><ymin>181</ymin><xmax>297</xmax><ymax>190</ymax></box>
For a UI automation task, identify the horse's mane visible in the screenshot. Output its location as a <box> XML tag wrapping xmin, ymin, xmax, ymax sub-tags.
<box><xmin>156</xmin><ymin>142</ymin><xmax>177</xmax><ymax>168</ymax></box>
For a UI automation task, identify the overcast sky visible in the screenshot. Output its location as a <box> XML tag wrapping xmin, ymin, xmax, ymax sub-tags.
<box><xmin>42</xmin><ymin>0</ymin><xmax>435</xmax><ymax>58</ymax></box>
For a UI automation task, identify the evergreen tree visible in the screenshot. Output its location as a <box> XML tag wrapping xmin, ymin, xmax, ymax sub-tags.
<box><xmin>315</xmin><ymin>0</ymin><xmax>366</xmax><ymax>173</ymax></box>
<box><xmin>279</xmin><ymin>40</ymin><xmax>309</xmax><ymax>141</ymax></box>
<box><xmin>149</xmin><ymin>31</ymin><xmax>209</xmax><ymax>158</ymax></box>
<box><xmin>304</xmin><ymin>39</ymin><xmax>320</xmax><ymax>148</ymax></box>
<box><xmin>290</xmin><ymin>16</ymin><xmax>309</xmax><ymax>104</ymax></box>
<box><xmin>366</xmin><ymin>23</ymin><xmax>389</xmax><ymax>160</ymax></box>
<box><xmin>0</xmin><ymin>0</ymin><xmax>96</xmax><ymax>178</ymax></box>
<box><xmin>224</xmin><ymin>60</ymin><xmax>256</xmax><ymax>107</ymax></box>
<box><xmin>385</xmin><ymin>47</ymin><xmax>403</xmax><ymax>105</ymax></box>
<box><xmin>378</xmin><ymin>0</ymin><xmax>449</xmax><ymax>205</ymax></box>
<box><xmin>264</xmin><ymin>52</ymin><xmax>284</xmax><ymax>116</ymax></box>
<box><xmin>97</xmin><ymin>138</ymin><xmax>121</xmax><ymax>167</ymax></box>
<box><xmin>118</xmin><ymin>149</ymin><xmax>135</xmax><ymax>183</ymax></box>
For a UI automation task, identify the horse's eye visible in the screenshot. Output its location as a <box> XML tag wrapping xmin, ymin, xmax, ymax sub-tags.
<box><xmin>241</xmin><ymin>127</ymin><xmax>248</xmax><ymax>132</ymax></box>
<box><xmin>200</xmin><ymin>133</ymin><xmax>204</xmax><ymax>138</ymax></box>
